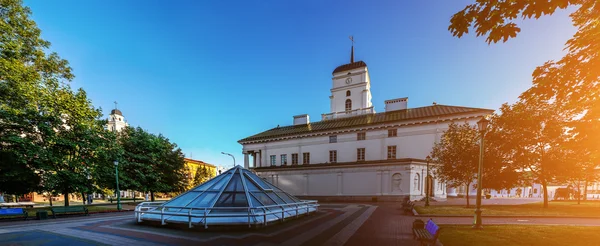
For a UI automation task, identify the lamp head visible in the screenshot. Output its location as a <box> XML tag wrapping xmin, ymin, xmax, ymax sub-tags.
<box><xmin>113</xmin><ymin>160</ymin><xmax>118</xmax><ymax>166</ymax></box>
<box><xmin>477</xmin><ymin>117</ymin><xmax>490</xmax><ymax>132</ymax></box>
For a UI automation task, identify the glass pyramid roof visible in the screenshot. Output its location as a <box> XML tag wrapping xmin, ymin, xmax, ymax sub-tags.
<box><xmin>137</xmin><ymin>165</ymin><xmax>317</xmax><ymax>227</ymax></box>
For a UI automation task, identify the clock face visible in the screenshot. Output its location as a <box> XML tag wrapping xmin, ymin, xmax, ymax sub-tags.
<box><xmin>345</xmin><ymin>77</ymin><xmax>352</xmax><ymax>84</ymax></box>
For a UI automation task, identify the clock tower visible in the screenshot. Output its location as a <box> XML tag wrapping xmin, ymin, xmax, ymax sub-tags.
<box><xmin>322</xmin><ymin>39</ymin><xmax>374</xmax><ymax>120</ymax></box>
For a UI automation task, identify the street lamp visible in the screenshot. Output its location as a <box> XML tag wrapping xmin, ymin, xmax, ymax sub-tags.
<box><xmin>474</xmin><ymin>116</ymin><xmax>489</xmax><ymax>229</ymax></box>
<box><xmin>114</xmin><ymin>160</ymin><xmax>122</xmax><ymax>211</ymax></box>
<box><xmin>221</xmin><ymin>152</ymin><xmax>236</xmax><ymax>167</ymax></box>
<box><xmin>425</xmin><ymin>155</ymin><xmax>431</xmax><ymax>207</ymax></box>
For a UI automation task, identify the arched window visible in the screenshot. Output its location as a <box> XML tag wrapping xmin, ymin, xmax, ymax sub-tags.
<box><xmin>414</xmin><ymin>174</ymin><xmax>420</xmax><ymax>191</ymax></box>
<box><xmin>392</xmin><ymin>173</ymin><xmax>402</xmax><ymax>192</ymax></box>
<box><xmin>346</xmin><ymin>90</ymin><xmax>351</xmax><ymax>97</ymax></box>
<box><xmin>345</xmin><ymin>99</ymin><xmax>352</xmax><ymax>111</ymax></box>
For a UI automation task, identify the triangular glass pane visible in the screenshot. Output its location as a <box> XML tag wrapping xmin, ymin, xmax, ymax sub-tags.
<box><xmin>186</xmin><ymin>191</ymin><xmax>218</xmax><ymax>208</ymax></box>
<box><xmin>243</xmin><ymin>171</ymin><xmax>271</xmax><ymax>190</ymax></box>
<box><xmin>267</xmin><ymin>192</ymin><xmax>286</xmax><ymax>205</ymax></box>
<box><xmin>251</xmin><ymin>192</ymin><xmax>276</xmax><ymax>206</ymax></box>
<box><xmin>209</xmin><ymin>173</ymin><xmax>232</xmax><ymax>191</ymax></box>
<box><xmin>224</xmin><ymin>174</ymin><xmax>244</xmax><ymax>192</ymax></box>
<box><xmin>275</xmin><ymin>192</ymin><xmax>295</xmax><ymax>203</ymax></box>
<box><xmin>193</xmin><ymin>175</ymin><xmax>223</xmax><ymax>191</ymax></box>
<box><xmin>214</xmin><ymin>192</ymin><xmax>248</xmax><ymax>207</ymax></box>
<box><xmin>163</xmin><ymin>192</ymin><xmax>201</xmax><ymax>207</ymax></box>
<box><xmin>243</xmin><ymin>177</ymin><xmax>262</xmax><ymax>191</ymax></box>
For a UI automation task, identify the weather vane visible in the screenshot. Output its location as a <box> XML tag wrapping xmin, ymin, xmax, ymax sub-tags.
<box><xmin>114</xmin><ymin>101</ymin><xmax>118</xmax><ymax>109</ymax></box>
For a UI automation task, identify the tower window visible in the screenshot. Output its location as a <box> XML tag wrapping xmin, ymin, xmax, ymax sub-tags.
<box><xmin>346</xmin><ymin>90</ymin><xmax>351</xmax><ymax>97</ymax></box>
<box><xmin>345</xmin><ymin>99</ymin><xmax>352</xmax><ymax>111</ymax></box>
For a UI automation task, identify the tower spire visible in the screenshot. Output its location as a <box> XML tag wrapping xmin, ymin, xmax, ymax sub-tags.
<box><xmin>349</xmin><ymin>36</ymin><xmax>354</xmax><ymax>63</ymax></box>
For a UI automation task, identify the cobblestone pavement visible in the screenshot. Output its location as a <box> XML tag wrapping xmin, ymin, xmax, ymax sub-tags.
<box><xmin>0</xmin><ymin>203</ymin><xmax>422</xmax><ymax>246</ymax></box>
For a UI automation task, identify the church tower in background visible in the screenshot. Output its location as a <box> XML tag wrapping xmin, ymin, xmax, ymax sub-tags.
<box><xmin>106</xmin><ymin>102</ymin><xmax>129</xmax><ymax>132</ymax></box>
<box><xmin>323</xmin><ymin>36</ymin><xmax>374</xmax><ymax>120</ymax></box>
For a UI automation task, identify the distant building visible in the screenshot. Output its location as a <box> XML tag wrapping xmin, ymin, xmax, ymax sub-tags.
<box><xmin>238</xmin><ymin>43</ymin><xmax>493</xmax><ymax>201</ymax></box>
<box><xmin>184</xmin><ymin>158</ymin><xmax>217</xmax><ymax>178</ymax></box>
<box><xmin>105</xmin><ymin>107</ymin><xmax>129</xmax><ymax>132</ymax></box>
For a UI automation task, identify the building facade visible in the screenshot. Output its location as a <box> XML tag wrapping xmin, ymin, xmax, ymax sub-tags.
<box><xmin>184</xmin><ymin>158</ymin><xmax>217</xmax><ymax>189</ymax></box>
<box><xmin>238</xmin><ymin>47</ymin><xmax>494</xmax><ymax>201</ymax></box>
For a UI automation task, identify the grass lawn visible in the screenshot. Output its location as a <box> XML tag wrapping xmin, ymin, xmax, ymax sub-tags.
<box><xmin>439</xmin><ymin>225</ymin><xmax>600</xmax><ymax>246</ymax></box>
<box><xmin>415</xmin><ymin>201</ymin><xmax>600</xmax><ymax>217</ymax></box>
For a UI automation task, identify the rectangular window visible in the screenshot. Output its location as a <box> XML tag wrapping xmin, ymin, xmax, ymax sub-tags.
<box><xmin>388</xmin><ymin>129</ymin><xmax>397</xmax><ymax>137</ymax></box>
<box><xmin>387</xmin><ymin>145</ymin><xmax>397</xmax><ymax>159</ymax></box>
<box><xmin>281</xmin><ymin>154</ymin><xmax>287</xmax><ymax>165</ymax></box>
<box><xmin>291</xmin><ymin>153</ymin><xmax>298</xmax><ymax>165</ymax></box>
<box><xmin>270</xmin><ymin>155</ymin><xmax>276</xmax><ymax>166</ymax></box>
<box><xmin>357</xmin><ymin>132</ymin><xmax>366</xmax><ymax>141</ymax></box>
<box><xmin>329</xmin><ymin>150</ymin><xmax>337</xmax><ymax>163</ymax></box>
<box><xmin>329</xmin><ymin>135</ymin><xmax>337</xmax><ymax>143</ymax></box>
<box><xmin>357</xmin><ymin>148</ymin><xmax>365</xmax><ymax>161</ymax></box>
<box><xmin>303</xmin><ymin>152</ymin><xmax>310</xmax><ymax>164</ymax></box>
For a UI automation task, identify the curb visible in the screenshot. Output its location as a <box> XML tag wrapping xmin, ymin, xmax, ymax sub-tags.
<box><xmin>414</xmin><ymin>214</ymin><xmax>600</xmax><ymax>219</ymax></box>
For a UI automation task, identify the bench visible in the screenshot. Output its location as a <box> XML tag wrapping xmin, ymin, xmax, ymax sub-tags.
<box><xmin>50</xmin><ymin>206</ymin><xmax>88</xmax><ymax>218</ymax></box>
<box><xmin>108</xmin><ymin>197</ymin><xmax>144</xmax><ymax>203</ymax></box>
<box><xmin>413</xmin><ymin>219</ymin><xmax>441</xmax><ymax>246</ymax></box>
<box><xmin>402</xmin><ymin>200</ymin><xmax>415</xmax><ymax>215</ymax></box>
<box><xmin>0</xmin><ymin>208</ymin><xmax>29</xmax><ymax>220</ymax></box>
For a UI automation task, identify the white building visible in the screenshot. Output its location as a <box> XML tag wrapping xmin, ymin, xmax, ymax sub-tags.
<box><xmin>238</xmin><ymin>46</ymin><xmax>493</xmax><ymax>201</ymax></box>
<box><xmin>106</xmin><ymin>108</ymin><xmax>128</xmax><ymax>132</ymax></box>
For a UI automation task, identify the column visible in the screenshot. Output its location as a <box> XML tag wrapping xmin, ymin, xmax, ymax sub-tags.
<box><xmin>303</xmin><ymin>174</ymin><xmax>309</xmax><ymax>195</ymax></box>
<box><xmin>274</xmin><ymin>174</ymin><xmax>279</xmax><ymax>186</ymax></box>
<box><xmin>337</xmin><ymin>172</ymin><xmax>343</xmax><ymax>195</ymax></box>
<box><xmin>257</xmin><ymin>151</ymin><xmax>262</xmax><ymax>167</ymax></box>
<box><xmin>421</xmin><ymin>169</ymin><xmax>424</xmax><ymax>195</ymax></box>
<box><xmin>243</xmin><ymin>152</ymin><xmax>249</xmax><ymax>169</ymax></box>
<box><xmin>252</xmin><ymin>153</ymin><xmax>256</xmax><ymax>168</ymax></box>
<box><xmin>376</xmin><ymin>171</ymin><xmax>382</xmax><ymax>195</ymax></box>
<box><xmin>382</xmin><ymin>170</ymin><xmax>390</xmax><ymax>195</ymax></box>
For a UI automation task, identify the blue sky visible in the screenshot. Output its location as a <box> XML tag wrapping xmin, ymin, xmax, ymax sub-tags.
<box><xmin>24</xmin><ymin>0</ymin><xmax>576</xmax><ymax>168</ymax></box>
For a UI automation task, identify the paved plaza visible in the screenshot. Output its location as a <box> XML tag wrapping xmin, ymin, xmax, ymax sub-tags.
<box><xmin>0</xmin><ymin>204</ymin><xmax>420</xmax><ymax>246</ymax></box>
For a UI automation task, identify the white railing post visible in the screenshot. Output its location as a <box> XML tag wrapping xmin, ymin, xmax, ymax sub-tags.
<box><xmin>161</xmin><ymin>207</ymin><xmax>166</xmax><ymax>225</ymax></box>
<box><xmin>263</xmin><ymin>208</ymin><xmax>267</xmax><ymax>226</ymax></box>
<box><xmin>281</xmin><ymin>205</ymin><xmax>284</xmax><ymax>221</ymax></box>
<box><xmin>204</xmin><ymin>208</ymin><xmax>208</xmax><ymax>229</ymax></box>
<box><xmin>296</xmin><ymin>205</ymin><xmax>299</xmax><ymax>218</ymax></box>
<box><xmin>248</xmin><ymin>208</ymin><xmax>251</xmax><ymax>228</ymax></box>
<box><xmin>188</xmin><ymin>209</ymin><xmax>193</xmax><ymax>228</ymax></box>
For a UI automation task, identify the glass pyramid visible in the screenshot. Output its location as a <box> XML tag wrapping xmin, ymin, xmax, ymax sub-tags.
<box><xmin>136</xmin><ymin>165</ymin><xmax>319</xmax><ymax>227</ymax></box>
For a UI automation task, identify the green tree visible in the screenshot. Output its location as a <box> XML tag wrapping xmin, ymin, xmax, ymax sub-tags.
<box><xmin>431</xmin><ymin>122</ymin><xmax>518</xmax><ymax>207</ymax></box>
<box><xmin>119</xmin><ymin>127</ymin><xmax>186</xmax><ymax>201</ymax></box>
<box><xmin>493</xmin><ymin>100</ymin><xmax>573</xmax><ymax>208</ymax></box>
<box><xmin>449</xmin><ymin>1</ymin><xmax>599</xmax><ymax>191</ymax></box>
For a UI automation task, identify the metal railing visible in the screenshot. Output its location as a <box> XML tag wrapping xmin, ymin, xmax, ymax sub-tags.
<box><xmin>134</xmin><ymin>200</ymin><xmax>319</xmax><ymax>229</ymax></box>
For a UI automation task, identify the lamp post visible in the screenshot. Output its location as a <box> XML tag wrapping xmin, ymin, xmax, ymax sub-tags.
<box><xmin>221</xmin><ymin>152</ymin><xmax>236</xmax><ymax>167</ymax></box>
<box><xmin>473</xmin><ymin>116</ymin><xmax>489</xmax><ymax>229</ymax></box>
<box><xmin>114</xmin><ymin>160</ymin><xmax>122</xmax><ymax>211</ymax></box>
<box><xmin>425</xmin><ymin>155</ymin><xmax>431</xmax><ymax>207</ymax></box>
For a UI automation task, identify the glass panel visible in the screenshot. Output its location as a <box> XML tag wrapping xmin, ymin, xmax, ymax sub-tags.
<box><xmin>214</xmin><ymin>192</ymin><xmax>248</xmax><ymax>207</ymax></box>
<box><xmin>264</xmin><ymin>181</ymin><xmax>284</xmax><ymax>192</ymax></box>
<box><xmin>224</xmin><ymin>174</ymin><xmax>245</xmax><ymax>192</ymax></box>
<box><xmin>280</xmin><ymin>192</ymin><xmax>300</xmax><ymax>203</ymax></box>
<box><xmin>275</xmin><ymin>192</ymin><xmax>294</xmax><ymax>203</ymax></box>
<box><xmin>193</xmin><ymin>175</ymin><xmax>223</xmax><ymax>191</ymax></box>
<box><xmin>244</xmin><ymin>177</ymin><xmax>262</xmax><ymax>191</ymax></box>
<box><xmin>251</xmin><ymin>192</ymin><xmax>276</xmax><ymax>206</ymax></box>
<box><xmin>249</xmin><ymin>194</ymin><xmax>264</xmax><ymax>207</ymax></box>
<box><xmin>209</xmin><ymin>173</ymin><xmax>232</xmax><ymax>191</ymax></box>
<box><xmin>163</xmin><ymin>192</ymin><xmax>201</xmax><ymax>207</ymax></box>
<box><xmin>186</xmin><ymin>191</ymin><xmax>218</xmax><ymax>208</ymax></box>
<box><xmin>267</xmin><ymin>192</ymin><xmax>286</xmax><ymax>204</ymax></box>
<box><xmin>243</xmin><ymin>171</ymin><xmax>271</xmax><ymax>190</ymax></box>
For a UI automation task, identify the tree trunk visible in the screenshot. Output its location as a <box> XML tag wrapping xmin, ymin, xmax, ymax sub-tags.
<box><xmin>542</xmin><ymin>180</ymin><xmax>548</xmax><ymax>208</ymax></box>
<box><xmin>465</xmin><ymin>183</ymin><xmax>470</xmax><ymax>208</ymax></box>
<box><xmin>49</xmin><ymin>195</ymin><xmax>53</xmax><ymax>207</ymax></box>
<box><xmin>64</xmin><ymin>193</ymin><xmax>70</xmax><ymax>207</ymax></box>
<box><xmin>578</xmin><ymin>180</ymin><xmax>581</xmax><ymax>205</ymax></box>
<box><xmin>81</xmin><ymin>192</ymin><xmax>86</xmax><ymax>205</ymax></box>
<box><xmin>584</xmin><ymin>180</ymin><xmax>588</xmax><ymax>201</ymax></box>
<box><xmin>150</xmin><ymin>191</ymin><xmax>155</xmax><ymax>202</ymax></box>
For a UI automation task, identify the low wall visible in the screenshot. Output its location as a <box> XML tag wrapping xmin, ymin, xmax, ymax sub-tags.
<box><xmin>296</xmin><ymin>195</ymin><xmax>410</xmax><ymax>203</ymax></box>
